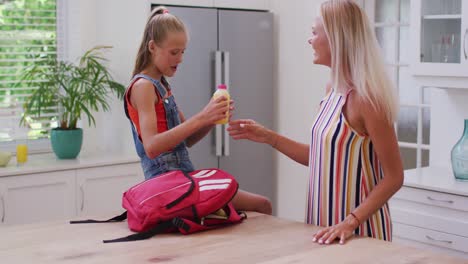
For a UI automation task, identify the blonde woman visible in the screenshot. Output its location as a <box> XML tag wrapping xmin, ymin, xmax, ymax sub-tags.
<box><xmin>228</xmin><ymin>0</ymin><xmax>403</xmax><ymax>244</ymax></box>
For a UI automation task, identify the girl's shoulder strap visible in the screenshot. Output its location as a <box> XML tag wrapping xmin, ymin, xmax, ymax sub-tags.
<box><xmin>132</xmin><ymin>74</ymin><xmax>167</xmax><ymax>98</ymax></box>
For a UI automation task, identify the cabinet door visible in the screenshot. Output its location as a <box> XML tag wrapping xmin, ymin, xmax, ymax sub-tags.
<box><xmin>150</xmin><ymin>0</ymin><xmax>214</xmax><ymax>8</ymax></box>
<box><xmin>214</xmin><ymin>0</ymin><xmax>270</xmax><ymax>10</ymax></box>
<box><xmin>218</xmin><ymin>10</ymin><xmax>275</xmax><ymax>202</ymax></box>
<box><xmin>410</xmin><ymin>0</ymin><xmax>468</xmax><ymax>77</ymax></box>
<box><xmin>76</xmin><ymin>163</ymin><xmax>142</xmax><ymax>217</ymax></box>
<box><xmin>0</xmin><ymin>171</ymin><xmax>75</xmax><ymax>225</ymax></box>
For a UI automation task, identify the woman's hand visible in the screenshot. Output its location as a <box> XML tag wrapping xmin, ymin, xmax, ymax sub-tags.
<box><xmin>312</xmin><ymin>215</ymin><xmax>359</xmax><ymax>245</ymax></box>
<box><xmin>227</xmin><ymin>119</ymin><xmax>275</xmax><ymax>145</ymax></box>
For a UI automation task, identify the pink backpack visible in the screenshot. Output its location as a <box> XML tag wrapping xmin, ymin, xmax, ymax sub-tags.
<box><xmin>71</xmin><ymin>168</ymin><xmax>246</xmax><ymax>243</ymax></box>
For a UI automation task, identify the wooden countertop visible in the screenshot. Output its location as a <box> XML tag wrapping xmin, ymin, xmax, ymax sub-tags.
<box><xmin>0</xmin><ymin>213</ymin><xmax>466</xmax><ymax>263</ymax></box>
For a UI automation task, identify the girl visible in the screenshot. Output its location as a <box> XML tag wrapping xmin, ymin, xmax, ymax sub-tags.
<box><xmin>228</xmin><ymin>0</ymin><xmax>403</xmax><ymax>244</ymax></box>
<box><xmin>124</xmin><ymin>6</ymin><xmax>272</xmax><ymax>215</ymax></box>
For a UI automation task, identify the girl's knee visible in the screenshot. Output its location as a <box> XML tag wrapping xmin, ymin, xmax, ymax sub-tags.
<box><xmin>257</xmin><ymin>197</ymin><xmax>272</xmax><ymax>215</ymax></box>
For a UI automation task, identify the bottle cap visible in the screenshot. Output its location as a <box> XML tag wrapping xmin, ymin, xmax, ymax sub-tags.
<box><xmin>217</xmin><ymin>84</ymin><xmax>227</xmax><ymax>90</ymax></box>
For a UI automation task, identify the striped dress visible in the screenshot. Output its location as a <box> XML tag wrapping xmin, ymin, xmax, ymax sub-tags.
<box><xmin>306</xmin><ymin>89</ymin><xmax>392</xmax><ymax>241</ymax></box>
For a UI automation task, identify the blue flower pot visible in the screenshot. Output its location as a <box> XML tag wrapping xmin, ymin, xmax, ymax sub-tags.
<box><xmin>50</xmin><ymin>128</ymin><xmax>83</xmax><ymax>159</ymax></box>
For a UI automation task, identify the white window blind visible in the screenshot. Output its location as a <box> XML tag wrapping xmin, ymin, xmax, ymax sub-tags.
<box><xmin>0</xmin><ymin>0</ymin><xmax>62</xmax><ymax>152</ymax></box>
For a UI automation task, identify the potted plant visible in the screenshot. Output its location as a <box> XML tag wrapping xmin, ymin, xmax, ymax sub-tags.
<box><xmin>20</xmin><ymin>46</ymin><xmax>125</xmax><ymax>159</ymax></box>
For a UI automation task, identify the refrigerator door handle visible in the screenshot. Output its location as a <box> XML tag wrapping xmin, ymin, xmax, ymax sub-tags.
<box><xmin>215</xmin><ymin>51</ymin><xmax>223</xmax><ymax>157</ymax></box>
<box><xmin>223</xmin><ymin>51</ymin><xmax>230</xmax><ymax>156</ymax></box>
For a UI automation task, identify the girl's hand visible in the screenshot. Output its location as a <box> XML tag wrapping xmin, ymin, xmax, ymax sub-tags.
<box><xmin>227</xmin><ymin>119</ymin><xmax>274</xmax><ymax>144</ymax></box>
<box><xmin>198</xmin><ymin>96</ymin><xmax>229</xmax><ymax>126</ymax></box>
<box><xmin>312</xmin><ymin>215</ymin><xmax>359</xmax><ymax>245</ymax></box>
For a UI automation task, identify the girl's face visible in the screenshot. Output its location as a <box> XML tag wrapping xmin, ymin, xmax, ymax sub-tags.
<box><xmin>308</xmin><ymin>16</ymin><xmax>331</xmax><ymax>67</ymax></box>
<box><xmin>150</xmin><ymin>31</ymin><xmax>187</xmax><ymax>77</ymax></box>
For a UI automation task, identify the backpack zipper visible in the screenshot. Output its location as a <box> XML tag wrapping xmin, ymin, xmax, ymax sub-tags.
<box><xmin>139</xmin><ymin>181</ymin><xmax>191</xmax><ymax>205</ymax></box>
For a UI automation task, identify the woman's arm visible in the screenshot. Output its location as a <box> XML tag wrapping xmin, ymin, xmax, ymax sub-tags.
<box><xmin>228</xmin><ymin>119</ymin><xmax>310</xmax><ymax>166</ymax></box>
<box><xmin>348</xmin><ymin>98</ymin><xmax>404</xmax><ymax>225</ymax></box>
<box><xmin>132</xmin><ymin>79</ymin><xmax>228</xmax><ymax>158</ymax></box>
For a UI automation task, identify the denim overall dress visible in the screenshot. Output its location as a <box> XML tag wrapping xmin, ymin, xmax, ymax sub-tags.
<box><xmin>125</xmin><ymin>74</ymin><xmax>195</xmax><ymax>180</ymax></box>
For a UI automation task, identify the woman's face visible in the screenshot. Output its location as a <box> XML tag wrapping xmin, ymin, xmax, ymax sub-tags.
<box><xmin>150</xmin><ymin>31</ymin><xmax>187</xmax><ymax>77</ymax></box>
<box><xmin>308</xmin><ymin>16</ymin><xmax>331</xmax><ymax>67</ymax></box>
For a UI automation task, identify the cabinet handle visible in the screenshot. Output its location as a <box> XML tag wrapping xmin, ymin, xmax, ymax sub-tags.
<box><xmin>464</xmin><ymin>28</ymin><xmax>468</xmax><ymax>60</ymax></box>
<box><xmin>425</xmin><ymin>235</ymin><xmax>453</xmax><ymax>244</ymax></box>
<box><xmin>426</xmin><ymin>196</ymin><xmax>454</xmax><ymax>204</ymax></box>
<box><xmin>1</xmin><ymin>195</ymin><xmax>4</xmax><ymax>223</ymax></box>
<box><xmin>215</xmin><ymin>51</ymin><xmax>222</xmax><ymax>157</ymax></box>
<box><xmin>80</xmin><ymin>185</ymin><xmax>84</xmax><ymax>211</ymax></box>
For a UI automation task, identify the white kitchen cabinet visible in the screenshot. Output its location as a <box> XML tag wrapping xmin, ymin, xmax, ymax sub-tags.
<box><xmin>150</xmin><ymin>0</ymin><xmax>270</xmax><ymax>10</ymax></box>
<box><xmin>76</xmin><ymin>163</ymin><xmax>142</xmax><ymax>217</ymax></box>
<box><xmin>213</xmin><ymin>0</ymin><xmax>269</xmax><ymax>10</ymax></box>
<box><xmin>0</xmin><ymin>170</ymin><xmax>76</xmax><ymax>225</ymax></box>
<box><xmin>390</xmin><ymin>167</ymin><xmax>468</xmax><ymax>259</ymax></box>
<box><xmin>0</xmin><ymin>153</ymin><xmax>143</xmax><ymax>225</ymax></box>
<box><xmin>410</xmin><ymin>0</ymin><xmax>468</xmax><ymax>77</ymax></box>
<box><xmin>151</xmin><ymin>0</ymin><xmax>214</xmax><ymax>8</ymax></box>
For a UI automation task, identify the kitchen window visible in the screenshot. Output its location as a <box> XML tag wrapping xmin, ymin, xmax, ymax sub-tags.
<box><xmin>364</xmin><ymin>0</ymin><xmax>430</xmax><ymax>169</ymax></box>
<box><xmin>0</xmin><ymin>0</ymin><xmax>66</xmax><ymax>153</ymax></box>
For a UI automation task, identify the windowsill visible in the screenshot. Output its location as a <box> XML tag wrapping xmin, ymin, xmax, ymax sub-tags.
<box><xmin>404</xmin><ymin>166</ymin><xmax>468</xmax><ymax>196</ymax></box>
<box><xmin>0</xmin><ymin>152</ymin><xmax>140</xmax><ymax>177</ymax></box>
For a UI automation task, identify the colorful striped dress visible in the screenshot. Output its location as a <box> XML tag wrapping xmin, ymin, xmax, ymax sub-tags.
<box><xmin>306</xmin><ymin>89</ymin><xmax>392</xmax><ymax>241</ymax></box>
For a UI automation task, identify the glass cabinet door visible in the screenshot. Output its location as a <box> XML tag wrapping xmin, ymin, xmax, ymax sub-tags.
<box><xmin>411</xmin><ymin>0</ymin><xmax>468</xmax><ymax>77</ymax></box>
<box><xmin>420</xmin><ymin>0</ymin><xmax>462</xmax><ymax>64</ymax></box>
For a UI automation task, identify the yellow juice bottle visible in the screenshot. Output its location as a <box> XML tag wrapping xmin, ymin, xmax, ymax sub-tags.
<box><xmin>212</xmin><ymin>84</ymin><xmax>230</xmax><ymax>125</ymax></box>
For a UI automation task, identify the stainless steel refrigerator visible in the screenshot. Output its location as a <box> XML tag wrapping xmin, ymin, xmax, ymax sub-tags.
<box><xmin>161</xmin><ymin>6</ymin><xmax>275</xmax><ymax>205</ymax></box>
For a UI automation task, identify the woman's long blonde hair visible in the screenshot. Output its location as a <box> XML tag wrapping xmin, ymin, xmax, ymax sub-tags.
<box><xmin>132</xmin><ymin>6</ymin><xmax>186</xmax><ymax>77</ymax></box>
<box><xmin>320</xmin><ymin>0</ymin><xmax>398</xmax><ymax>124</ymax></box>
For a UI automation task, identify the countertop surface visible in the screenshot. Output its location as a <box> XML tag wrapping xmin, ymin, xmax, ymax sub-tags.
<box><xmin>404</xmin><ymin>166</ymin><xmax>468</xmax><ymax>196</ymax></box>
<box><xmin>0</xmin><ymin>212</ymin><xmax>466</xmax><ymax>263</ymax></box>
<box><xmin>0</xmin><ymin>152</ymin><xmax>140</xmax><ymax>177</ymax></box>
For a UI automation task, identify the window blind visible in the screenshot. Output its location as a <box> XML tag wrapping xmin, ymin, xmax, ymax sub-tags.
<box><xmin>0</xmin><ymin>0</ymin><xmax>60</xmax><ymax>152</ymax></box>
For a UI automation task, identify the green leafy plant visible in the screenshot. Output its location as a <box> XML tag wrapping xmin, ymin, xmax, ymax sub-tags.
<box><xmin>20</xmin><ymin>45</ymin><xmax>125</xmax><ymax>130</ymax></box>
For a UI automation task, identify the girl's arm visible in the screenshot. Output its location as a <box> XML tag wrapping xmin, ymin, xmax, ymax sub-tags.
<box><xmin>180</xmin><ymin>99</ymin><xmax>234</xmax><ymax>148</ymax></box>
<box><xmin>132</xmin><ymin>79</ymin><xmax>228</xmax><ymax>158</ymax></box>
<box><xmin>178</xmin><ymin>110</ymin><xmax>214</xmax><ymax>148</ymax></box>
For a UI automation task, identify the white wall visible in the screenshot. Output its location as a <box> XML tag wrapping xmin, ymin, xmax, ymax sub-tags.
<box><xmin>270</xmin><ymin>0</ymin><xmax>329</xmax><ymax>221</ymax></box>
<box><xmin>430</xmin><ymin>88</ymin><xmax>468</xmax><ymax>168</ymax></box>
<box><xmin>65</xmin><ymin>0</ymin><xmax>151</xmax><ymax>156</ymax></box>
<box><xmin>67</xmin><ymin>0</ymin><xmax>329</xmax><ymax>222</ymax></box>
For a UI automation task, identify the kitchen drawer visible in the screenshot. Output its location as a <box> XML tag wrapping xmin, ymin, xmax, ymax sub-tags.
<box><xmin>390</xmin><ymin>205</ymin><xmax>468</xmax><ymax>237</ymax></box>
<box><xmin>393</xmin><ymin>222</ymin><xmax>468</xmax><ymax>254</ymax></box>
<box><xmin>393</xmin><ymin>186</ymin><xmax>468</xmax><ymax>212</ymax></box>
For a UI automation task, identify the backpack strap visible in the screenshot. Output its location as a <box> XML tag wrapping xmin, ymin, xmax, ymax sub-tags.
<box><xmin>103</xmin><ymin>219</ymin><xmax>177</xmax><ymax>243</ymax></box>
<box><xmin>69</xmin><ymin>211</ymin><xmax>127</xmax><ymax>224</ymax></box>
<box><xmin>166</xmin><ymin>171</ymin><xmax>195</xmax><ymax>209</ymax></box>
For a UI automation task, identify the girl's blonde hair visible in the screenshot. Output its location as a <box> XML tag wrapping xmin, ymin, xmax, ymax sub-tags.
<box><xmin>132</xmin><ymin>6</ymin><xmax>187</xmax><ymax>77</ymax></box>
<box><xmin>320</xmin><ymin>0</ymin><xmax>398</xmax><ymax>124</ymax></box>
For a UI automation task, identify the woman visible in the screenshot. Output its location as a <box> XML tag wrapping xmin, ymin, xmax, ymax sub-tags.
<box><xmin>228</xmin><ymin>0</ymin><xmax>403</xmax><ymax>244</ymax></box>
